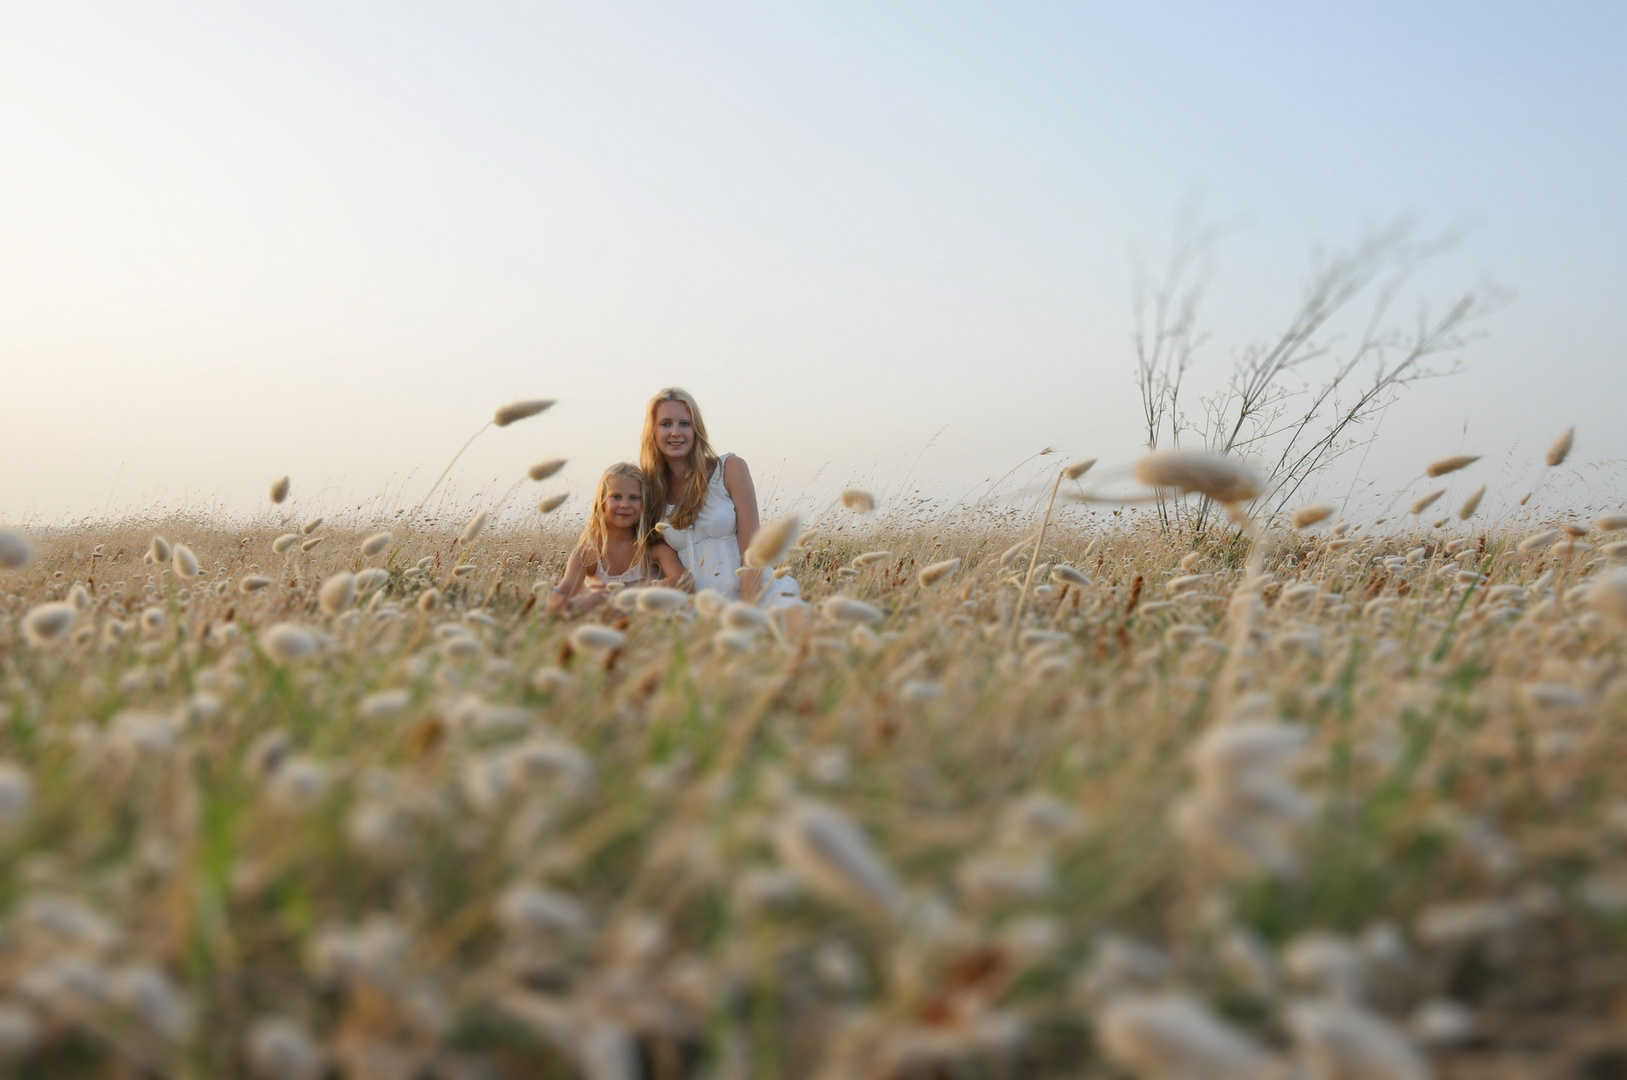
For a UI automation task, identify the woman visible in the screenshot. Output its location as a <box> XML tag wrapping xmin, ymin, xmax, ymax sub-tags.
<box><xmin>640</xmin><ymin>387</ymin><xmax>801</xmax><ymax>607</ymax></box>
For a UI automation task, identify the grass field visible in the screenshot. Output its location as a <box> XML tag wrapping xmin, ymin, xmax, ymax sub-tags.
<box><xmin>2</xmin><ymin>478</ymin><xmax>1627</xmax><ymax>1078</ymax></box>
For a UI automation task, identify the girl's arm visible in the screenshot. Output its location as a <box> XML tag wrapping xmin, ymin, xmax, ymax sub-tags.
<box><xmin>547</xmin><ymin>545</ymin><xmax>591</xmax><ymax>614</ymax></box>
<box><xmin>650</xmin><ymin>541</ymin><xmax>687</xmax><ymax>588</ymax></box>
<box><xmin>722</xmin><ymin>455</ymin><xmax>764</xmax><ymax>602</ymax></box>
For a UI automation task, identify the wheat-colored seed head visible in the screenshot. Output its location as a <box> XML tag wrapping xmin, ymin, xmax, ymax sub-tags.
<box><xmin>1409</xmin><ymin>489</ymin><xmax>1445</xmax><ymax>515</ymax></box>
<box><xmin>360</xmin><ymin>532</ymin><xmax>392</xmax><ymax>557</ymax></box>
<box><xmin>300</xmin><ymin>537</ymin><xmax>324</xmax><ymax>553</ymax></box>
<box><xmin>1290</xmin><ymin>504</ymin><xmax>1335</xmax><ymax>529</ymax></box>
<box><xmin>527</xmin><ymin>459</ymin><xmax>567</xmax><ymax>482</ymax></box>
<box><xmin>0</xmin><ymin>529</ymin><xmax>33</xmax><ymax>570</ymax></box>
<box><xmin>239</xmin><ymin>575</ymin><xmax>272</xmax><ymax>594</ymax></box>
<box><xmin>300</xmin><ymin>516</ymin><xmax>322</xmax><ymax>536</ymax></box>
<box><xmin>1426</xmin><ymin>454</ymin><xmax>1480</xmax><ymax>478</ymax></box>
<box><xmin>636</xmin><ymin>587</ymin><xmax>690</xmax><ymax>613</ymax></box>
<box><xmin>149</xmin><ymin>536</ymin><xmax>172</xmax><ymax>563</ymax></box>
<box><xmin>744</xmin><ymin>515</ymin><xmax>800</xmax><ymax>569</ymax></box>
<box><xmin>570</xmin><ymin>625</ymin><xmax>625</xmax><ymax>652</ymax></box>
<box><xmin>839</xmin><ymin>489</ymin><xmax>875</xmax><ymax>513</ymax></box>
<box><xmin>1518</xmin><ymin>528</ymin><xmax>1562</xmax><ymax>554</ymax></box>
<box><xmin>417</xmin><ymin>589</ymin><xmax>440</xmax><ymax>612</ymax></box>
<box><xmin>1588</xmin><ymin>570</ymin><xmax>1627</xmax><ymax>627</ymax></box>
<box><xmin>272</xmin><ymin>533</ymin><xmax>301</xmax><ymax>554</ymax></box>
<box><xmin>773</xmin><ymin>800</ymin><xmax>904</xmax><ymax>919</ymax></box>
<box><xmin>354</xmin><ymin>568</ymin><xmax>390</xmax><ymax>594</ymax></box>
<box><xmin>173</xmin><ymin>544</ymin><xmax>200</xmax><ymax>580</ymax></box>
<box><xmin>1547</xmin><ymin>426</ymin><xmax>1575</xmax><ymax>467</ymax></box>
<box><xmin>1595</xmin><ymin>513</ymin><xmax>1627</xmax><ymax>533</ymax></box>
<box><xmin>270</xmin><ymin>476</ymin><xmax>291</xmax><ymax>504</ymax></box>
<box><xmin>1459</xmin><ymin>485</ymin><xmax>1486</xmax><ymax>520</ymax></box>
<box><xmin>851</xmin><ymin>551</ymin><xmax>891</xmax><ymax>568</ymax></box>
<box><xmin>821</xmin><ymin>597</ymin><xmax>883</xmax><ymax>624</ymax></box>
<box><xmin>319</xmin><ymin>573</ymin><xmax>356</xmax><ymax>616</ymax></box>
<box><xmin>263</xmin><ymin>623</ymin><xmax>316</xmax><ymax>662</ymax></box>
<box><xmin>1133</xmin><ymin>450</ymin><xmax>1263</xmax><ymax>505</ymax></box>
<box><xmin>22</xmin><ymin>603</ymin><xmax>76</xmax><ymax>646</ymax></box>
<box><xmin>1064</xmin><ymin>458</ymin><xmax>1097</xmax><ymax>480</ymax></box>
<box><xmin>494</xmin><ymin>399</ymin><xmax>555</xmax><ymax>427</ymax></box>
<box><xmin>1097</xmin><ymin>993</ymin><xmax>1273</xmax><ymax>1080</ymax></box>
<box><xmin>919</xmin><ymin>558</ymin><xmax>962</xmax><ymax>586</ymax></box>
<box><xmin>459</xmin><ymin>510</ymin><xmax>488</xmax><ymax>547</ymax></box>
<box><xmin>537</xmin><ymin>494</ymin><xmax>568</xmax><ymax>515</ymax></box>
<box><xmin>722</xmin><ymin>602</ymin><xmax>770</xmax><ymax>631</ymax></box>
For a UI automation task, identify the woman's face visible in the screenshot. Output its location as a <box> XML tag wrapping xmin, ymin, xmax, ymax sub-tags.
<box><xmin>602</xmin><ymin>475</ymin><xmax>644</xmax><ymax>530</ymax></box>
<box><xmin>654</xmin><ymin>401</ymin><xmax>695</xmax><ymax>461</ymax></box>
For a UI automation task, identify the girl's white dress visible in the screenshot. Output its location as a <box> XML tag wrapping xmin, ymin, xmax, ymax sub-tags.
<box><xmin>661</xmin><ymin>453</ymin><xmax>801</xmax><ymax>607</ymax></box>
<box><xmin>587</xmin><ymin>553</ymin><xmax>646</xmax><ymax>591</ymax></box>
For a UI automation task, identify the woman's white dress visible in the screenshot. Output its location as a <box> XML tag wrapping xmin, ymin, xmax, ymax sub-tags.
<box><xmin>661</xmin><ymin>454</ymin><xmax>801</xmax><ymax>607</ymax></box>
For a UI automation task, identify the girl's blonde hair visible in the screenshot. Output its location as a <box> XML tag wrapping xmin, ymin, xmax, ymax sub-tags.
<box><xmin>576</xmin><ymin>462</ymin><xmax>657</xmax><ymax>572</ymax></box>
<box><xmin>640</xmin><ymin>387</ymin><xmax>720</xmax><ymax>531</ymax></box>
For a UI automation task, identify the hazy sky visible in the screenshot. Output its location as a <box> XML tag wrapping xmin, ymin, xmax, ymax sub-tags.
<box><xmin>3</xmin><ymin>3</ymin><xmax>1624</xmax><ymax>526</ymax></box>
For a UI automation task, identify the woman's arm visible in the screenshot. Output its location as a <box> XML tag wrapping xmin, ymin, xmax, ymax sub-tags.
<box><xmin>650</xmin><ymin>541</ymin><xmax>687</xmax><ymax>588</ymax></box>
<box><xmin>722</xmin><ymin>455</ymin><xmax>764</xmax><ymax>602</ymax></box>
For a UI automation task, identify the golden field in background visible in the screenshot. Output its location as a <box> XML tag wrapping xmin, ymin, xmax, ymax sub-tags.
<box><xmin>2</xmin><ymin>490</ymin><xmax>1627</xmax><ymax>1078</ymax></box>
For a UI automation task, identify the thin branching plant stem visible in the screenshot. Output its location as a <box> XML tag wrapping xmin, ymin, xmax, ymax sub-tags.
<box><xmin>1009</xmin><ymin>467</ymin><xmax>1066</xmax><ymax>651</ymax></box>
<box><xmin>410</xmin><ymin>421</ymin><xmax>493</xmax><ymax>517</ymax></box>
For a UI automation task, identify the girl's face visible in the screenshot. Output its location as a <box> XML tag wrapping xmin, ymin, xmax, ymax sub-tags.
<box><xmin>654</xmin><ymin>401</ymin><xmax>695</xmax><ymax>461</ymax></box>
<box><xmin>601</xmin><ymin>475</ymin><xmax>644</xmax><ymax>530</ymax></box>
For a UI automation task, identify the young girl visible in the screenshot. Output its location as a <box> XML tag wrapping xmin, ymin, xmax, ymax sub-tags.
<box><xmin>549</xmin><ymin>463</ymin><xmax>685</xmax><ymax>614</ymax></box>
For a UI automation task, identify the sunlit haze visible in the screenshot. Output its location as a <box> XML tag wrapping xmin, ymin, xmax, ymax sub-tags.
<box><xmin>4</xmin><ymin>4</ymin><xmax>1625</xmax><ymax>526</ymax></box>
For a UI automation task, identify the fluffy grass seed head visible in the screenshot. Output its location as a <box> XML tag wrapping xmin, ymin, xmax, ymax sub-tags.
<box><xmin>1459</xmin><ymin>485</ymin><xmax>1486</xmax><ymax>520</ymax></box>
<box><xmin>1596</xmin><ymin>513</ymin><xmax>1627</xmax><ymax>533</ymax></box>
<box><xmin>272</xmin><ymin>533</ymin><xmax>300</xmax><ymax>554</ymax></box>
<box><xmin>1134</xmin><ymin>450</ymin><xmax>1263</xmax><ymax>505</ymax></box>
<box><xmin>773</xmin><ymin>800</ymin><xmax>905</xmax><ymax>920</ymax></box>
<box><xmin>459</xmin><ymin>510</ymin><xmax>488</xmax><ymax>546</ymax></box>
<box><xmin>1409</xmin><ymin>489</ymin><xmax>1445</xmax><ymax>515</ymax></box>
<box><xmin>537</xmin><ymin>493</ymin><xmax>568</xmax><ymax>515</ymax></box>
<box><xmin>270</xmin><ymin>475</ymin><xmax>291</xmax><ymax>504</ymax></box>
<box><xmin>1286</xmin><ymin>1001</ymin><xmax>1427</xmax><ymax>1080</ymax></box>
<box><xmin>0</xmin><ymin>528</ymin><xmax>33</xmax><ymax>569</ymax></box>
<box><xmin>263</xmin><ymin>623</ymin><xmax>317</xmax><ymax>663</ymax></box>
<box><xmin>1587</xmin><ymin>569</ymin><xmax>1627</xmax><ymax>628</ymax></box>
<box><xmin>1426</xmin><ymin>454</ymin><xmax>1480</xmax><ymax>478</ymax></box>
<box><xmin>494</xmin><ymin>399</ymin><xmax>555</xmax><ymax>427</ymax></box>
<box><xmin>636</xmin><ymin>586</ymin><xmax>690</xmax><ymax>613</ymax></box>
<box><xmin>360</xmin><ymin>532</ymin><xmax>392</xmax><ymax>556</ymax></box>
<box><xmin>570</xmin><ymin>625</ymin><xmax>625</xmax><ymax>652</ymax></box>
<box><xmin>22</xmin><ymin>602</ymin><xmax>76</xmax><ymax>646</ymax></box>
<box><xmin>920</xmin><ymin>557</ymin><xmax>961</xmax><ymax>586</ymax></box>
<box><xmin>354</xmin><ymin>568</ymin><xmax>389</xmax><ymax>594</ymax></box>
<box><xmin>300</xmin><ymin>516</ymin><xmax>322</xmax><ymax>536</ymax></box>
<box><xmin>1065</xmin><ymin>458</ymin><xmax>1098</xmax><ymax>480</ymax></box>
<box><xmin>821</xmin><ymin>597</ymin><xmax>884</xmax><ymax>624</ymax></box>
<box><xmin>527</xmin><ymin>458</ymin><xmax>567</xmax><ymax>481</ymax></box>
<box><xmin>239</xmin><ymin>575</ymin><xmax>272</xmax><ymax>594</ymax></box>
<box><xmin>1291</xmin><ymin>503</ymin><xmax>1336</xmax><ymax>529</ymax></box>
<box><xmin>840</xmin><ymin>488</ymin><xmax>875</xmax><ymax>513</ymax></box>
<box><xmin>148</xmin><ymin>535</ymin><xmax>172</xmax><ymax>563</ymax></box>
<box><xmin>1097</xmin><ymin>993</ymin><xmax>1273</xmax><ymax>1080</ymax></box>
<box><xmin>417</xmin><ymin>588</ymin><xmax>440</xmax><ymax>612</ymax></box>
<box><xmin>1547</xmin><ymin>425</ymin><xmax>1575</xmax><ymax>467</ymax></box>
<box><xmin>852</xmin><ymin>550</ymin><xmax>891</xmax><ymax>568</ymax></box>
<box><xmin>172</xmin><ymin>544</ymin><xmax>199</xmax><ymax>579</ymax></box>
<box><xmin>744</xmin><ymin>515</ymin><xmax>800</xmax><ymax>568</ymax></box>
<box><xmin>1051</xmin><ymin>564</ymin><xmax>1091</xmax><ymax>587</ymax></box>
<box><xmin>318</xmin><ymin>573</ymin><xmax>356</xmax><ymax>616</ymax></box>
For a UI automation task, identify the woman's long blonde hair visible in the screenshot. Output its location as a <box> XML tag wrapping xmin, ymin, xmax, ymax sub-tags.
<box><xmin>640</xmin><ymin>387</ymin><xmax>719</xmax><ymax>531</ymax></box>
<box><xmin>575</xmin><ymin>462</ymin><xmax>657</xmax><ymax>572</ymax></box>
